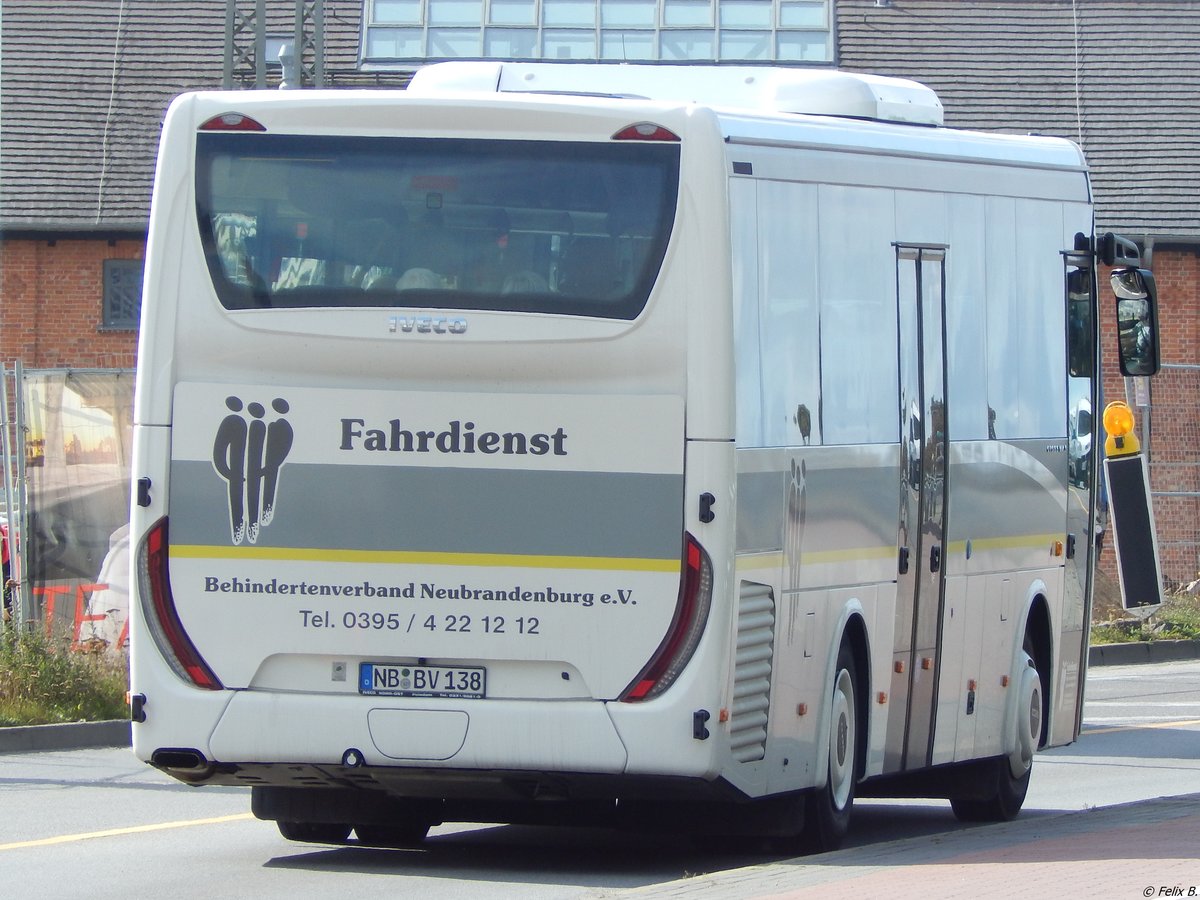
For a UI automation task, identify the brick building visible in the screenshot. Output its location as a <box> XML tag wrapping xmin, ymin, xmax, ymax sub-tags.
<box><xmin>3</xmin><ymin>0</ymin><xmax>1198</xmax><ymax>583</ymax></box>
<box><xmin>836</xmin><ymin>0</ymin><xmax>1200</xmax><ymax>584</ymax></box>
<box><xmin>0</xmin><ymin>0</ymin><xmax>394</xmax><ymax>375</ymax></box>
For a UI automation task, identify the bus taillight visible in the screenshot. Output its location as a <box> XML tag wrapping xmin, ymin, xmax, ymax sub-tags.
<box><xmin>612</xmin><ymin>122</ymin><xmax>680</xmax><ymax>142</ymax></box>
<box><xmin>199</xmin><ymin>113</ymin><xmax>266</xmax><ymax>132</ymax></box>
<box><xmin>621</xmin><ymin>533</ymin><xmax>713</xmax><ymax>701</ymax></box>
<box><xmin>137</xmin><ymin>518</ymin><xmax>222</xmax><ymax>690</ymax></box>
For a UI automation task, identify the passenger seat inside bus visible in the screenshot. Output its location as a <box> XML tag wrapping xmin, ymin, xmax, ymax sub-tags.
<box><xmin>557</xmin><ymin>236</ymin><xmax>622</xmax><ymax>297</ymax></box>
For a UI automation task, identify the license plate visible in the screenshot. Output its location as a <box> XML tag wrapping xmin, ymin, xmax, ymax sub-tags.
<box><xmin>359</xmin><ymin>662</ymin><xmax>486</xmax><ymax>699</ymax></box>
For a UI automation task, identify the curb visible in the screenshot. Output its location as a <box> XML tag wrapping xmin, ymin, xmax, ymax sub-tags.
<box><xmin>0</xmin><ymin>719</ymin><xmax>131</xmax><ymax>754</ymax></box>
<box><xmin>1088</xmin><ymin>638</ymin><xmax>1200</xmax><ymax>666</ymax></box>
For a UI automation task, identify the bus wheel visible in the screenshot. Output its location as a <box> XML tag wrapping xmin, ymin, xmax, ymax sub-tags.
<box><xmin>950</xmin><ymin>645</ymin><xmax>1042</xmax><ymax>822</ymax></box>
<box><xmin>276</xmin><ymin>820</ymin><xmax>352</xmax><ymax>844</ymax></box>
<box><xmin>802</xmin><ymin>643</ymin><xmax>859</xmax><ymax>852</ymax></box>
<box><xmin>355</xmin><ymin>822</ymin><xmax>431</xmax><ymax>848</ymax></box>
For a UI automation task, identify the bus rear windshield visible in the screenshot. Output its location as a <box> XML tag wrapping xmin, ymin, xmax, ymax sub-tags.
<box><xmin>195</xmin><ymin>133</ymin><xmax>680</xmax><ymax>320</ymax></box>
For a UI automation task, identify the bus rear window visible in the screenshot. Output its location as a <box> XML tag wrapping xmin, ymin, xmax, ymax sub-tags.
<box><xmin>195</xmin><ymin>134</ymin><xmax>680</xmax><ymax>319</ymax></box>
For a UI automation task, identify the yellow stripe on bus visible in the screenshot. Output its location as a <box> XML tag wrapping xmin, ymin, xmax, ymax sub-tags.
<box><xmin>736</xmin><ymin>547</ymin><xmax>895</xmax><ymax>569</ymax></box>
<box><xmin>169</xmin><ymin>545</ymin><xmax>679</xmax><ymax>573</ymax></box>
<box><xmin>735</xmin><ymin>534</ymin><xmax>1064</xmax><ymax>572</ymax></box>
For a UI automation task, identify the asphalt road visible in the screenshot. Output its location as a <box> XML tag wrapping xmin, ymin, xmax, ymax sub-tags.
<box><xmin>2</xmin><ymin>658</ymin><xmax>1198</xmax><ymax>899</ymax></box>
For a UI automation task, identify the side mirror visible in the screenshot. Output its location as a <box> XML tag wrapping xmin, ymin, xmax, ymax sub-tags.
<box><xmin>1110</xmin><ymin>267</ymin><xmax>1160</xmax><ymax>377</ymax></box>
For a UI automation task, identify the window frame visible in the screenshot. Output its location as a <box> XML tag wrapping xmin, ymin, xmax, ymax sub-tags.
<box><xmin>101</xmin><ymin>258</ymin><xmax>144</xmax><ymax>331</ymax></box>
<box><xmin>360</xmin><ymin>0</ymin><xmax>835</xmax><ymax>64</ymax></box>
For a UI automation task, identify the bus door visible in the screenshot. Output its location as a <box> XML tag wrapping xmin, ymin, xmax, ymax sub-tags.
<box><xmin>1063</xmin><ymin>249</ymin><xmax>1099</xmax><ymax>739</ymax></box>
<box><xmin>886</xmin><ymin>243</ymin><xmax>949</xmax><ymax>772</ymax></box>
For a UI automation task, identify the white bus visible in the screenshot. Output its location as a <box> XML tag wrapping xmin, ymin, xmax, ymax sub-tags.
<box><xmin>129</xmin><ymin>62</ymin><xmax>1159</xmax><ymax>851</ymax></box>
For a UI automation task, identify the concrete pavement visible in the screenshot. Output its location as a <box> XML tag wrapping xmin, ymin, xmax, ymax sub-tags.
<box><xmin>629</xmin><ymin>641</ymin><xmax>1200</xmax><ymax>898</ymax></box>
<box><xmin>2</xmin><ymin>640</ymin><xmax>1198</xmax><ymax>900</ymax></box>
<box><xmin>630</xmin><ymin>793</ymin><xmax>1200</xmax><ymax>899</ymax></box>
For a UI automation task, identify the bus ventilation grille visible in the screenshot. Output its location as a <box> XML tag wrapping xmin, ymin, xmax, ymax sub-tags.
<box><xmin>730</xmin><ymin>581</ymin><xmax>775</xmax><ymax>763</ymax></box>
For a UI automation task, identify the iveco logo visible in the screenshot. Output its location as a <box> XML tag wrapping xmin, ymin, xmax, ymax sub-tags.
<box><xmin>389</xmin><ymin>316</ymin><xmax>468</xmax><ymax>335</ymax></box>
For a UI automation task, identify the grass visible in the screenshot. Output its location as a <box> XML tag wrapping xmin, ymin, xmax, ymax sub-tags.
<box><xmin>0</xmin><ymin>627</ymin><xmax>128</xmax><ymax>726</ymax></box>
<box><xmin>1090</xmin><ymin>590</ymin><xmax>1200</xmax><ymax>646</ymax></box>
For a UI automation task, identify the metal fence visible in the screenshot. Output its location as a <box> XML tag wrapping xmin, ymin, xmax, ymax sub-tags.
<box><xmin>2</xmin><ymin>365</ymin><xmax>134</xmax><ymax>652</ymax></box>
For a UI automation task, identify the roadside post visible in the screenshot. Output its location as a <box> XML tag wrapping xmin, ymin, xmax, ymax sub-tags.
<box><xmin>1102</xmin><ymin>400</ymin><xmax>1164</xmax><ymax>609</ymax></box>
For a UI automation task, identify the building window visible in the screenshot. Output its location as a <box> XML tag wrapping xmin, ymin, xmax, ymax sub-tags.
<box><xmin>264</xmin><ymin>36</ymin><xmax>290</xmax><ymax>67</ymax></box>
<box><xmin>601</xmin><ymin>0</ymin><xmax>657</xmax><ymax>27</ymax></box>
<box><xmin>663</xmin><ymin>0</ymin><xmax>711</xmax><ymax>26</ymax></box>
<box><xmin>103</xmin><ymin>259</ymin><xmax>143</xmax><ymax>330</ymax></box>
<box><xmin>361</xmin><ymin>0</ymin><xmax>834</xmax><ymax>64</ymax></box>
<box><xmin>429</xmin><ymin>0</ymin><xmax>486</xmax><ymax>26</ymax></box>
<box><xmin>601</xmin><ymin>29</ymin><xmax>656</xmax><ymax>58</ymax></box>
<box><xmin>491</xmin><ymin>0</ymin><xmax>537</xmax><ymax>24</ymax></box>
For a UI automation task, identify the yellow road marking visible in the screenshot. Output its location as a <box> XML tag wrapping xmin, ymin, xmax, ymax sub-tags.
<box><xmin>0</xmin><ymin>812</ymin><xmax>255</xmax><ymax>851</ymax></box>
<box><xmin>1084</xmin><ymin>718</ymin><xmax>1200</xmax><ymax>736</ymax></box>
<box><xmin>171</xmin><ymin>544</ymin><xmax>678</xmax><ymax>572</ymax></box>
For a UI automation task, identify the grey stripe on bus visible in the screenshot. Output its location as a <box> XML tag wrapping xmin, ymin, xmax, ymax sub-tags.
<box><xmin>167</xmin><ymin>460</ymin><xmax>684</xmax><ymax>560</ymax></box>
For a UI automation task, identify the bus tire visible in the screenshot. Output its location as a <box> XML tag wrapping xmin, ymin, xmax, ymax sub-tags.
<box><xmin>355</xmin><ymin>822</ymin><xmax>431</xmax><ymax>848</ymax></box>
<box><xmin>950</xmin><ymin>642</ymin><xmax>1042</xmax><ymax>823</ymax></box>
<box><xmin>802</xmin><ymin>642</ymin><xmax>860</xmax><ymax>852</ymax></box>
<box><xmin>949</xmin><ymin>756</ymin><xmax>1031</xmax><ymax>823</ymax></box>
<box><xmin>276</xmin><ymin>820</ymin><xmax>352</xmax><ymax>844</ymax></box>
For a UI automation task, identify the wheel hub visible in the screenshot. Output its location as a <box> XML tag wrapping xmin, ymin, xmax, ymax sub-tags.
<box><xmin>829</xmin><ymin>668</ymin><xmax>856</xmax><ymax>809</ymax></box>
<box><xmin>1008</xmin><ymin>652</ymin><xmax>1042</xmax><ymax>778</ymax></box>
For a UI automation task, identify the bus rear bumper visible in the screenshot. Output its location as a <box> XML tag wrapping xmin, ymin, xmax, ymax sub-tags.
<box><xmin>202</xmin><ymin>690</ymin><xmax>631</xmax><ymax>774</ymax></box>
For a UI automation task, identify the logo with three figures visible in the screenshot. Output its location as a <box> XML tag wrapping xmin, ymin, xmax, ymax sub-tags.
<box><xmin>212</xmin><ymin>396</ymin><xmax>293</xmax><ymax>545</ymax></box>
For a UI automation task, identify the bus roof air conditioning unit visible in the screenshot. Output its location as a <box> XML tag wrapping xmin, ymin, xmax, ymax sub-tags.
<box><xmin>406</xmin><ymin>63</ymin><xmax>945</xmax><ymax>127</ymax></box>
